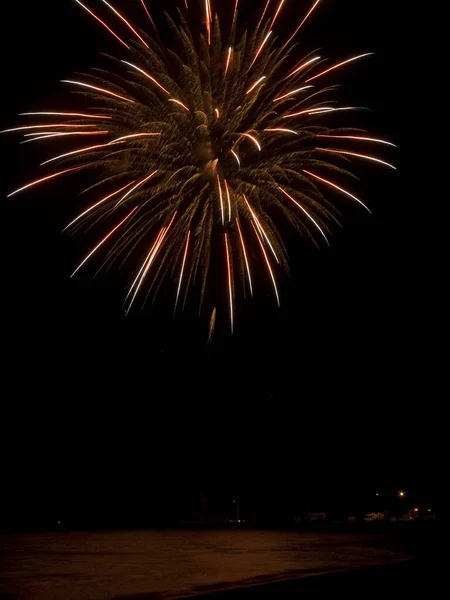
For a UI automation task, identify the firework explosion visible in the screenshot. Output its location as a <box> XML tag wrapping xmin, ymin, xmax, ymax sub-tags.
<box><xmin>5</xmin><ymin>0</ymin><xmax>395</xmax><ymax>332</ymax></box>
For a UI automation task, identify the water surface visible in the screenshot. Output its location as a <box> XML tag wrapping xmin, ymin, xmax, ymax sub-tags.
<box><xmin>1</xmin><ymin>530</ymin><xmax>410</xmax><ymax>600</ymax></box>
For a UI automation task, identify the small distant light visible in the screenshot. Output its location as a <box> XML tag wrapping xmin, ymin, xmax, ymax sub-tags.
<box><xmin>414</xmin><ymin>507</ymin><xmax>419</xmax><ymax>512</ymax></box>
<box><xmin>428</xmin><ymin>509</ymin><xmax>431</xmax><ymax>512</ymax></box>
<box><xmin>376</xmin><ymin>493</ymin><xmax>379</xmax><ymax>496</ymax></box>
<box><xmin>57</xmin><ymin>521</ymin><xmax>61</xmax><ymax>525</ymax></box>
<box><xmin>399</xmin><ymin>491</ymin><xmax>405</xmax><ymax>497</ymax></box>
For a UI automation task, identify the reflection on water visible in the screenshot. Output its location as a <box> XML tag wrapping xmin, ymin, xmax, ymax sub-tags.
<box><xmin>1</xmin><ymin>530</ymin><xmax>409</xmax><ymax>600</ymax></box>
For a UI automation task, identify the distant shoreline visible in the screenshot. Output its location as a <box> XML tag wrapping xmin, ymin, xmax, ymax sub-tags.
<box><xmin>0</xmin><ymin>520</ymin><xmax>437</xmax><ymax>534</ymax></box>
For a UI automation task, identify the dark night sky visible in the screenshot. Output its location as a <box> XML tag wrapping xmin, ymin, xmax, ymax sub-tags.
<box><xmin>0</xmin><ymin>1</ymin><xmax>438</xmax><ymax>525</ymax></box>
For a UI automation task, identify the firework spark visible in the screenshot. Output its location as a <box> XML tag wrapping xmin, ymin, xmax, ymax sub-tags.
<box><xmin>22</xmin><ymin>131</ymin><xmax>110</xmax><ymax>144</ymax></box>
<box><xmin>125</xmin><ymin>212</ymin><xmax>177</xmax><ymax>313</ymax></box>
<box><xmin>243</xmin><ymin>194</ymin><xmax>279</xmax><ymax>264</ymax></box>
<box><xmin>2</xmin><ymin>124</ymin><xmax>99</xmax><ymax>133</ymax></box>
<box><xmin>175</xmin><ymin>230</ymin><xmax>191</xmax><ymax>312</ymax></box>
<box><xmin>74</xmin><ymin>0</ymin><xmax>130</xmax><ymax>49</ymax></box>
<box><xmin>125</xmin><ymin>228</ymin><xmax>166</xmax><ymax>302</ymax></box>
<box><xmin>232</xmin><ymin>0</ymin><xmax>240</xmax><ymax>30</ymax></box>
<box><xmin>237</xmin><ymin>218</ymin><xmax>253</xmax><ymax>297</ymax></box>
<box><xmin>7</xmin><ymin>167</ymin><xmax>83</xmax><ymax>197</ymax></box>
<box><xmin>273</xmin><ymin>85</ymin><xmax>313</xmax><ymax>102</ymax></box>
<box><xmin>101</xmin><ymin>0</ymin><xmax>149</xmax><ymax>48</ymax></box>
<box><xmin>224</xmin><ymin>233</ymin><xmax>234</xmax><ymax>332</ymax></box>
<box><xmin>61</xmin><ymin>80</ymin><xmax>135</xmax><ymax>103</ymax></box>
<box><xmin>305</xmin><ymin>53</ymin><xmax>374</xmax><ymax>83</ymax></box>
<box><xmin>251</xmin><ymin>222</ymin><xmax>280</xmax><ymax>307</ymax></box>
<box><xmin>140</xmin><ymin>0</ymin><xmax>156</xmax><ymax>29</ymax></box>
<box><xmin>287</xmin><ymin>56</ymin><xmax>321</xmax><ymax>79</ymax></box>
<box><xmin>264</xmin><ymin>128</ymin><xmax>298</xmax><ymax>135</ymax></box>
<box><xmin>121</xmin><ymin>61</ymin><xmax>171</xmax><ymax>95</ymax></box>
<box><xmin>111</xmin><ymin>132</ymin><xmax>161</xmax><ymax>142</ymax></box>
<box><xmin>282</xmin><ymin>0</ymin><xmax>322</xmax><ymax>49</ymax></box>
<box><xmin>250</xmin><ymin>31</ymin><xmax>273</xmax><ymax>69</ymax></box>
<box><xmin>317</xmin><ymin>134</ymin><xmax>397</xmax><ymax>147</ymax></box>
<box><xmin>278</xmin><ymin>186</ymin><xmax>329</xmax><ymax>245</ymax></box>
<box><xmin>303</xmin><ymin>170</ymin><xmax>370</xmax><ymax>213</ymax></box>
<box><xmin>115</xmin><ymin>171</ymin><xmax>159</xmax><ymax>207</ymax></box>
<box><xmin>236</xmin><ymin>133</ymin><xmax>262</xmax><ymax>151</ymax></box>
<box><xmin>63</xmin><ymin>181</ymin><xmax>137</xmax><ymax>230</ymax></box>
<box><xmin>19</xmin><ymin>112</ymin><xmax>112</xmax><ymax>119</ymax></box>
<box><xmin>225</xmin><ymin>47</ymin><xmax>233</xmax><ymax>75</ymax></box>
<box><xmin>71</xmin><ymin>207</ymin><xmax>138</xmax><ymax>277</ymax></box>
<box><xmin>257</xmin><ymin>0</ymin><xmax>272</xmax><ymax>30</ymax></box>
<box><xmin>224</xmin><ymin>179</ymin><xmax>232</xmax><ymax>222</ymax></box>
<box><xmin>231</xmin><ymin>149</ymin><xmax>241</xmax><ymax>167</ymax></box>
<box><xmin>217</xmin><ymin>174</ymin><xmax>225</xmax><ymax>225</ymax></box>
<box><xmin>168</xmin><ymin>98</ymin><xmax>190</xmax><ymax>111</ymax></box>
<box><xmin>208</xmin><ymin>307</ymin><xmax>216</xmax><ymax>343</ymax></box>
<box><xmin>40</xmin><ymin>140</ymin><xmax>124</xmax><ymax>166</ymax></box>
<box><xmin>5</xmin><ymin>0</ymin><xmax>394</xmax><ymax>331</ymax></box>
<box><xmin>270</xmin><ymin>0</ymin><xmax>286</xmax><ymax>30</ymax></box>
<box><xmin>246</xmin><ymin>76</ymin><xmax>267</xmax><ymax>95</ymax></box>
<box><xmin>283</xmin><ymin>106</ymin><xmax>357</xmax><ymax>118</ymax></box>
<box><xmin>316</xmin><ymin>148</ymin><xmax>396</xmax><ymax>169</ymax></box>
<box><xmin>205</xmin><ymin>0</ymin><xmax>212</xmax><ymax>44</ymax></box>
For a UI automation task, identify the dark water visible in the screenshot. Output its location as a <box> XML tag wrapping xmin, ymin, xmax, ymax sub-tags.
<box><xmin>1</xmin><ymin>530</ymin><xmax>411</xmax><ymax>600</ymax></box>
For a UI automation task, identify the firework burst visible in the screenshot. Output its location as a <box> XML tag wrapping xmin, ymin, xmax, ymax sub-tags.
<box><xmin>5</xmin><ymin>0</ymin><xmax>394</xmax><ymax>332</ymax></box>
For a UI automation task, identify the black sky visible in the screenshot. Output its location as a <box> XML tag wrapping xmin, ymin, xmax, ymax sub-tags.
<box><xmin>0</xmin><ymin>1</ymin><xmax>437</xmax><ymax>526</ymax></box>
